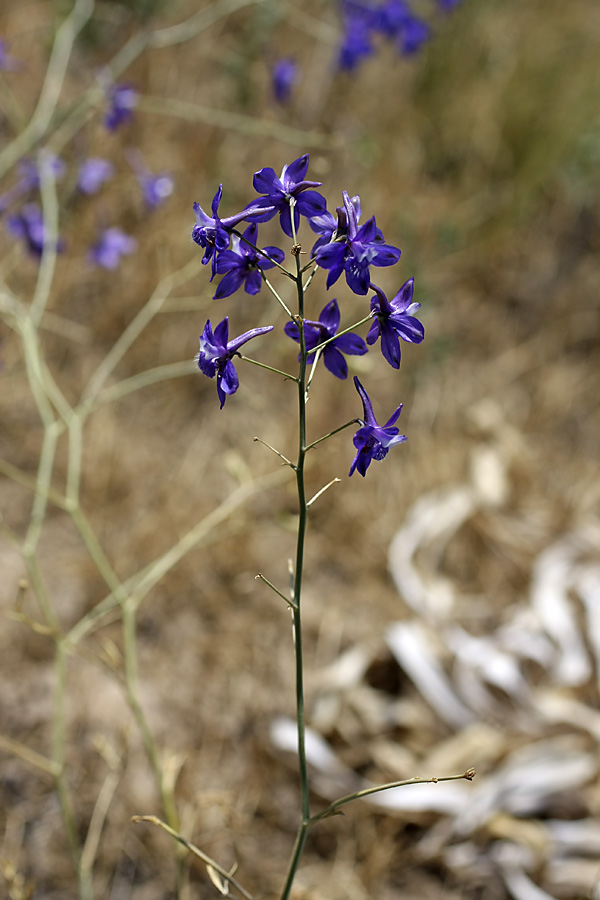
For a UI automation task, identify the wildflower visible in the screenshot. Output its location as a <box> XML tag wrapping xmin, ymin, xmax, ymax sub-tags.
<box><xmin>349</xmin><ymin>376</ymin><xmax>406</xmax><ymax>477</ymax></box>
<box><xmin>284</xmin><ymin>299</ymin><xmax>367</xmax><ymax>379</ymax></box>
<box><xmin>248</xmin><ymin>153</ymin><xmax>327</xmax><ymax>239</ymax></box>
<box><xmin>308</xmin><ymin>193</ymin><xmax>362</xmax><ymax>256</ymax></box>
<box><xmin>213</xmin><ymin>223</ymin><xmax>284</xmax><ymax>299</ymax></box>
<box><xmin>315</xmin><ymin>190</ymin><xmax>401</xmax><ymax>295</ymax></box>
<box><xmin>128</xmin><ymin>151</ymin><xmax>173</xmax><ymax>209</ymax></box>
<box><xmin>192</xmin><ymin>186</ymin><xmax>274</xmax><ymax>279</ymax></box>
<box><xmin>78</xmin><ymin>158</ymin><xmax>114</xmax><ymax>194</ymax></box>
<box><xmin>338</xmin><ymin>4</ymin><xmax>377</xmax><ymax>71</ymax></box>
<box><xmin>6</xmin><ymin>203</ymin><xmax>64</xmax><ymax>257</ymax></box>
<box><xmin>197</xmin><ymin>317</ymin><xmax>274</xmax><ymax>408</ymax></box>
<box><xmin>272</xmin><ymin>58</ymin><xmax>297</xmax><ymax>104</ymax></box>
<box><xmin>398</xmin><ymin>16</ymin><xmax>430</xmax><ymax>54</ymax></box>
<box><xmin>0</xmin><ymin>155</ymin><xmax>64</xmax><ymax>214</ymax></box>
<box><xmin>88</xmin><ymin>227</ymin><xmax>137</xmax><ymax>269</ymax></box>
<box><xmin>367</xmin><ymin>278</ymin><xmax>424</xmax><ymax>368</ymax></box>
<box><xmin>104</xmin><ymin>83</ymin><xmax>137</xmax><ymax>131</ymax></box>
<box><xmin>0</xmin><ymin>40</ymin><xmax>20</xmax><ymax>71</ymax></box>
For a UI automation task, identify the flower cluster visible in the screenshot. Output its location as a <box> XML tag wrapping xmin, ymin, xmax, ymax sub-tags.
<box><xmin>271</xmin><ymin>0</ymin><xmax>463</xmax><ymax>95</ymax></box>
<box><xmin>191</xmin><ymin>154</ymin><xmax>425</xmax><ymax>477</ymax></box>
<box><xmin>2</xmin><ymin>78</ymin><xmax>171</xmax><ymax>267</ymax></box>
<box><xmin>338</xmin><ymin>0</ymin><xmax>462</xmax><ymax>70</ymax></box>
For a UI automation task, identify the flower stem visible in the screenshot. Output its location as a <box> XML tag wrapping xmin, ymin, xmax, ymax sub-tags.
<box><xmin>279</xmin><ymin>202</ymin><xmax>311</xmax><ymax>900</ymax></box>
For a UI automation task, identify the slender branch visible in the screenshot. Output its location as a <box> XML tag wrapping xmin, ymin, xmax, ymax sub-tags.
<box><xmin>255</xmin><ymin>573</ymin><xmax>297</xmax><ymax>610</ymax></box>
<box><xmin>238</xmin><ymin>354</ymin><xmax>298</xmax><ymax>383</ymax></box>
<box><xmin>131</xmin><ymin>816</ymin><xmax>256</xmax><ymax>900</ymax></box>
<box><xmin>306</xmin><ymin>478</ymin><xmax>341</xmax><ymax>508</ymax></box>
<box><xmin>310</xmin><ymin>313</ymin><xmax>373</xmax><ymax>356</ymax></box>
<box><xmin>309</xmin><ymin>770</ymin><xmax>477</xmax><ymax>824</ymax></box>
<box><xmin>304</xmin><ymin>419</ymin><xmax>358</xmax><ymax>453</ymax></box>
<box><xmin>259</xmin><ymin>270</ymin><xmax>294</xmax><ymax>318</ymax></box>
<box><xmin>253</xmin><ymin>437</ymin><xmax>295</xmax><ymax>468</ymax></box>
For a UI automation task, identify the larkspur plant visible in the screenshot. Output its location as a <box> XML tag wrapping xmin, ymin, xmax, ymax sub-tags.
<box><xmin>187</xmin><ymin>153</ymin><xmax>473</xmax><ymax>900</ymax></box>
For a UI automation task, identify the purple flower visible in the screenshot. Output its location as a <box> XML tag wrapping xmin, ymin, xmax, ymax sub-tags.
<box><xmin>1</xmin><ymin>154</ymin><xmax>65</xmax><ymax>214</ymax></box>
<box><xmin>315</xmin><ymin>190</ymin><xmax>401</xmax><ymax>295</ymax></box>
<box><xmin>192</xmin><ymin>186</ymin><xmax>273</xmax><ymax>279</ymax></box>
<box><xmin>248</xmin><ymin>153</ymin><xmax>327</xmax><ymax>239</ymax></box>
<box><xmin>272</xmin><ymin>58</ymin><xmax>298</xmax><ymax>104</ymax></box>
<box><xmin>284</xmin><ymin>298</ymin><xmax>367</xmax><ymax>379</ymax></box>
<box><xmin>0</xmin><ymin>40</ymin><xmax>20</xmax><ymax>71</ymax></box>
<box><xmin>88</xmin><ymin>227</ymin><xmax>137</xmax><ymax>269</ymax></box>
<box><xmin>367</xmin><ymin>278</ymin><xmax>424</xmax><ymax>368</ymax></box>
<box><xmin>78</xmin><ymin>158</ymin><xmax>114</xmax><ymax>194</ymax></box>
<box><xmin>6</xmin><ymin>203</ymin><xmax>64</xmax><ymax>257</ymax></box>
<box><xmin>338</xmin><ymin>7</ymin><xmax>376</xmax><ymax>71</ymax></box>
<box><xmin>213</xmin><ymin>223</ymin><xmax>284</xmax><ymax>299</ymax></box>
<box><xmin>309</xmin><ymin>193</ymin><xmax>363</xmax><ymax>256</ymax></box>
<box><xmin>197</xmin><ymin>317</ymin><xmax>274</xmax><ymax>408</ymax></box>
<box><xmin>104</xmin><ymin>83</ymin><xmax>137</xmax><ymax>131</ymax></box>
<box><xmin>127</xmin><ymin>151</ymin><xmax>173</xmax><ymax>209</ymax></box>
<box><xmin>349</xmin><ymin>376</ymin><xmax>406</xmax><ymax>477</ymax></box>
<box><xmin>398</xmin><ymin>16</ymin><xmax>430</xmax><ymax>54</ymax></box>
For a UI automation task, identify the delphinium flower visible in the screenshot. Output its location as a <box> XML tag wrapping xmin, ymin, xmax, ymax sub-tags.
<box><xmin>0</xmin><ymin>39</ymin><xmax>20</xmax><ymax>71</ymax></box>
<box><xmin>212</xmin><ymin>223</ymin><xmax>284</xmax><ymax>300</ymax></box>
<box><xmin>284</xmin><ymin>299</ymin><xmax>367</xmax><ymax>379</ymax></box>
<box><xmin>248</xmin><ymin>153</ymin><xmax>327</xmax><ymax>238</ymax></box>
<box><xmin>272</xmin><ymin>58</ymin><xmax>298</xmax><ymax>104</ymax></box>
<box><xmin>128</xmin><ymin>151</ymin><xmax>173</xmax><ymax>209</ymax></box>
<box><xmin>6</xmin><ymin>203</ymin><xmax>64</xmax><ymax>257</ymax></box>
<box><xmin>192</xmin><ymin>186</ymin><xmax>274</xmax><ymax>279</ymax></box>
<box><xmin>77</xmin><ymin>158</ymin><xmax>114</xmax><ymax>195</ymax></box>
<box><xmin>349</xmin><ymin>376</ymin><xmax>406</xmax><ymax>476</ymax></box>
<box><xmin>104</xmin><ymin>83</ymin><xmax>138</xmax><ymax>131</ymax></box>
<box><xmin>367</xmin><ymin>278</ymin><xmax>424</xmax><ymax>368</ymax></box>
<box><xmin>88</xmin><ymin>227</ymin><xmax>137</xmax><ymax>269</ymax></box>
<box><xmin>315</xmin><ymin>189</ymin><xmax>401</xmax><ymax>295</ymax></box>
<box><xmin>308</xmin><ymin>193</ymin><xmax>362</xmax><ymax>256</ymax></box>
<box><xmin>337</xmin><ymin>1</ymin><xmax>379</xmax><ymax>70</ymax></box>
<box><xmin>373</xmin><ymin>1</ymin><xmax>430</xmax><ymax>56</ymax></box>
<box><xmin>0</xmin><ymin>154</ymin><xmax>64</xmax><ymax>214</ymax></box>
<box><xmin>197</xmin><ymin>317</ymin><xmax>274</xmax><ymax>408</ymax></box>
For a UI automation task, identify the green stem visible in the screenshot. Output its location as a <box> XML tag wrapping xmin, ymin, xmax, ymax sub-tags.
<box><xmin>280</xmin><ymin>202</ymin><xmax>310</xmax><ymax>900</ymax></box>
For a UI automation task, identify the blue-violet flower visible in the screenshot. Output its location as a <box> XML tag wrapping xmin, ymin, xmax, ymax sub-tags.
<box><xmin>0</xmin><ymin>40</ymin><xmax>20</xmax><ymax>71</ymax></box>
<box><xmin>284</xmin><ymin>299</ymin><xmax>367</xmax><ymax>379</ymax></box>
<box><xmin>197</xmin><ymin>317</ymin><xmax>274</xmax><ymax>408</ymax></box>
<box><xmin>213</xmin><ymin>223</ymin><xmax>284</xmax><ymax>299</ymax></box>
<box><xmin>349</xmin><ymin>376</ymin><xmax>406</xmax><ymax>476</ymax></box>
<box><xmin>315</xmin><ymin>190</ymin><xmax>401</xmax><ymax>295</ymax></box>
<box><xmin>88</xmin><ymin>227</ymin><xmax>137</xmax><ymax>269</ymax></box>
<box><xmin>272</xmin><ymin>58</ymin><xmax>298</xmax><ymax>104</ymax></box>
<box><xmin>78</xmin><ymin>158</ymin><xmax>114</xmax><ymax>194</ymax></box>
<box><xmin>6</xmin><ymin>203</ymin><xmax>64</xmax><ymax>257</ymax></box>
<box><xmin>367</xmin><ymin>278</ymin><xmax>424</xmax><ymax>368</ymax></box>
<box><xmin>192</xmin><ymin>186</ymin><xmax>274</xmax><ymax>279</ymax></box>
<box><xmin>308</xmin><ymin>193</ymin><xmax>363</xmax><ymax>256</ymax></box>
<box><xmin>104</xmin><ymin>83</ymin><xmax>138</xmax><ymax>131</ymax></box>
<box><xmin>248</xmin><ymin>153</ymin><xmax>327</xmax><ymax>239</ymax></box>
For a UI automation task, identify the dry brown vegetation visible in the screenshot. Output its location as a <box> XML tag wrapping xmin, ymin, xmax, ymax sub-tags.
<box><xmin>1</xmin><ymin>1</ymin><xmax>600</xmax><ymax>898</ymax></box>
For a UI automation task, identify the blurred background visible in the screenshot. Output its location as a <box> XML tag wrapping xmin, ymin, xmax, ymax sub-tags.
<box><xmin>1</xmin><ymin>1</ymin><xmax>600</xmax><ymax>898</ymax></box>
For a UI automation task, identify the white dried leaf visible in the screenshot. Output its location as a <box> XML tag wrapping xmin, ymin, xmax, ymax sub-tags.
<box><xmin>531</xmin><ymin>539</ymin><xmax>591</xmax><ymax>685</ymax></box>
<box><xmin>386</xmin><ymin>621</ymin><xmax>475</xmax><ymax>729</ymax></box>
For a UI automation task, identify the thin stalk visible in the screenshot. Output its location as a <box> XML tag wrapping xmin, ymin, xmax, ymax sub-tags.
<box><xmin>280</xmin><ymin>201</ymin><xmax>310</xmax><ymax>900</ymax></box>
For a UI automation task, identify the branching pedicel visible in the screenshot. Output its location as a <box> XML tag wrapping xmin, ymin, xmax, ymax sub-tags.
<box><xmin>137</xmin><ymin>153</ymin><xmax>473</xmax><ymax>899</ymax></box>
